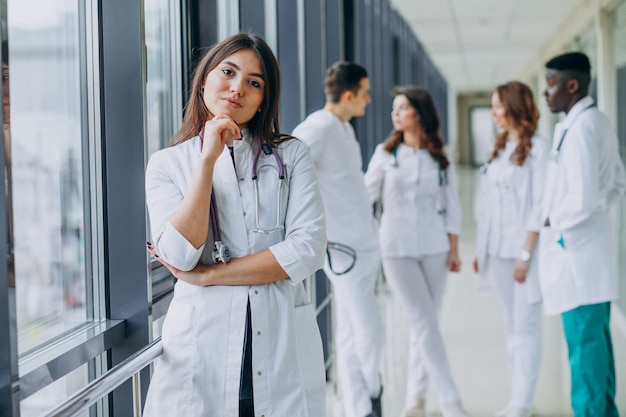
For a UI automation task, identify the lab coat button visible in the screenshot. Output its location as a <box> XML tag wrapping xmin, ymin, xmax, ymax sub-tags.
<box><xmin>257</xmin><ymin>371</ymin><xmax>262</xmax><ymax>376</ymax></box>
<box><xmin>257</xmin><ymin>330</ymin><xmax>261</xmax><ymax>335</ymax></box>
<box><xmin>254</xmin><ymin>290</ymin><xmax>259</xmax><ymax>294</ymax></box>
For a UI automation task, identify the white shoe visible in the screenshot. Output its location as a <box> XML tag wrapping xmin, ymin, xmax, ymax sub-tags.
<box><xmin>441</xmin><ymin>402</ymin><xmax>471</xmax><ymax>417</ymax></box>
<box><xmin>403</xmin><ymin>398</ymin><xmax>425</xmax><ymax>417</ymax></box>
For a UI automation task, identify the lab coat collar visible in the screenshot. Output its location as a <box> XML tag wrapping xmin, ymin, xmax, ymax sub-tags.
<box><xmin>560</xmin><ymin>96</ymin><xmax>594</xmax><ymax>129</ymax></box>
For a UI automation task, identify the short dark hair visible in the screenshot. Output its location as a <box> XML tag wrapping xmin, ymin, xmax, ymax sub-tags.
<box><xmin>545</xmin><ymin>51</ymin><xmax>591</xmax><ymax>95</ymax></box>
<box><xmin>324</xmin><ymin>61</ymin><xmax>368</xmax><ymax>103</ymax></box>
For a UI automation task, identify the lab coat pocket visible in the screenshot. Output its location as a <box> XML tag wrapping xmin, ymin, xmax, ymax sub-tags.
<box><xmin>294</xmin><ymin>303</ymin><xmax>325</xmax><ymax>415</ymax></box>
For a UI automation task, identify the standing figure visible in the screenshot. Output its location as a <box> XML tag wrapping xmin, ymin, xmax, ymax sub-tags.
<box><xmin>143</xmin><ymin>32</ymin><xmax>327</xmax><ymax>417</ymax></box>
<box><xmin>540</xmin><ymin>51</ymin><xmax>626</xmax><ymax>417</ymax></box>
<box><xmin>364</xmin><ymin>86</ymin><xmax>469</xmax><ymax>417</ymax></box>
<box><xmin>292</xmin><ymin>61</ymin><xmax>384</xmax><ymax>417</ymax></box>
<box><xmin>473</xmin><ymin>81</ymin><xmax>549</xmax><ymax>417</ymax></box>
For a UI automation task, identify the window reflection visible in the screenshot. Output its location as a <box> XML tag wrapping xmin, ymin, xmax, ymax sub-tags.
<box><xmin>145</xmin><ymin>0</ymin><xmax>181</xmax><ymax>157</ymax></box>
<box><xmin>8</xmin><ymin>0</ymin><xmax>89</xmax><ymax>354</ymax></box>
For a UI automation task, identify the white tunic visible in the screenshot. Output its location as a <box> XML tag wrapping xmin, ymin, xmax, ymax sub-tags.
<box><xmin>539</xmin><ymin>97</ymin><xmax>626</xmax><ymax>314</ymax></box>
<box><xmin>143</xmin><ymin>135</ymin><xmax>327</xmax><ymax>416</ymax></box>
<box><xmin>475</xmin><ymin>136</ymin><xmax>549</xmax><ymax>302</ymax></box>
<box><xmin>364</xmin><ymin>143</ymin><xmax>462</xmax><ymax>258</ymax></box>
<box><xmin>292</xmin><ymin>110</ymin><xmax>378</xmax><ymax>251</ymax></box>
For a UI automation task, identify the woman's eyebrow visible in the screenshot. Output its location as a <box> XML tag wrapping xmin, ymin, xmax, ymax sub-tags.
<box><xmin>222</xmin><ymin>60</ymin><xmax>265</xmax><ymax>80</ymax></box>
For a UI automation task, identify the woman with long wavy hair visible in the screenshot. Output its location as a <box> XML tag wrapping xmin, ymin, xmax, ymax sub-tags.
<box><xmin>143</xmin><ymin>32</ymin><xmax>327</xmax><ymax>417</ymax></box>
<box><xmin>365</xmin><ymin>86</ymin><xmax>468</xmax><ymax>417</ymax></box>
<box><xmin>473</xmin><ymin>81</ymin><xmax>549</xmax><ymax>417</ymax></box>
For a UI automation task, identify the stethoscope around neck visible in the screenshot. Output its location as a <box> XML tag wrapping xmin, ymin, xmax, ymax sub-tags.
<box><xmin>199</xmin><ymin>127</ymin><xmax>286</xmax><ymax>264</ymax></box>
<box><xmin>390</xmin><ymin>143</ymin><xmax>448</xmax><ymax>186</ymax></box>
<box><xmin>551</xmin><ymin>102</ymin><xmax>595</xmax><ymax>162</ymax></box>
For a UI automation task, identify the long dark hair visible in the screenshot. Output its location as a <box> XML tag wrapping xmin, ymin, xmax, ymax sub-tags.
<box><xmin>382</xmin><ymin>86</ymin><xmax>449</xmax><ymax>169</ymax></box>
<box><xmin>170</xmin><ymin>32</ymin><xmax>290</xmax><ymax>147</ymax></box>
<box><xmin>489</xmin><ymin>81</ymin><xmax>539</xmax><ymax>166</ymax></box>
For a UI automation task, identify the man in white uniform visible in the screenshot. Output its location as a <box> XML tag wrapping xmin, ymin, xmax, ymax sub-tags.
<box><xmin>540</xmin><ymin>51</ymin><xmax>626</xmax><ymax>417</ymax></box>
<box><xmin>292</xmin><ymin>61</ymin><xmax>384</xmax><ymax>417</ymax></box>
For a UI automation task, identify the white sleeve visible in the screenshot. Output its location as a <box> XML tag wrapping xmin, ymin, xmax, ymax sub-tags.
<box><xmin>269</xmin><ymin>141</ymin><xmax>327</xmax><ymax>285</ymax></box>
<box><xmin>363</xmin><ymin>145</ymin><xmax>387</xmax><ymax>204</ymax></box>
<box><xmin>607</xmin><ymin>152</ymin><xmax>626</xmax><ymax>206</ymax></box>
<box><xmin>525</xmin><ymin>137</ymin><xmax>549</xmax><ymax>232</ymax></box>
<box><xmin>443</xmin><ymin>162</ymin><xmax>462</xmax><ymax>236</ymax></box>
<box><xmin>145</xmin><ymin>151</ymin><xmax>205</xmax><ymax>271</ymax></box>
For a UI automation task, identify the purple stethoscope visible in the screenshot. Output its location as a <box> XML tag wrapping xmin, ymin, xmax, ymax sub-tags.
<box><xmin>199</xmin><ymin>127</ymin><xmax>285</xmax><ymax>264</ymax></box>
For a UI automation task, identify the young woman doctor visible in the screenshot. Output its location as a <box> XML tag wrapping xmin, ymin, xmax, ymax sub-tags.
<box><xmin>143</xmin><ymin>33</ymin><xmax>327</xmax><ymax>417</ymax></box>
<box><xmin>473</xmin><ymin>81</ymin><xmax>549</xmax><ymax>417</ymax></box>
<box><xmin>364</xmin><ymin>86</ymin><xmax>468</xmax><ymax>417</ymax></box>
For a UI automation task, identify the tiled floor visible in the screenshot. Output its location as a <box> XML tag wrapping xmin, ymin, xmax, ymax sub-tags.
<box><xmin>326</xmin><ymin>166</ymin><xmax>626</xmax><ymax>417</ymax></box>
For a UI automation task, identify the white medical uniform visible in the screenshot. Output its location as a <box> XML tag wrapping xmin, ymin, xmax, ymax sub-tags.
<box><xmin>143</xmin><ymin>135</ymin><xmax>327</xmax><ymax>417</ymax></box>
<box><xmin>474</xmin><ymin>135</ymin><xmax>549</xmax><ymax>411</ymax></box>
<box><xmin>539</xmin><ymin>96</ymin><xmax>626</xmax><ymax>315</ymax></box>
<box><xmin>364</xmin><ymin>143</ymin><xmax>462</xmax><ymax>407</ymax></box>
<box><xmin>293</xmin><ymin>110</ymin><xmax>384</xmax><ymax>417</ymax></box>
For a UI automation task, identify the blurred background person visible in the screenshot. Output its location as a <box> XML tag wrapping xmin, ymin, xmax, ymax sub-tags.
<box><xmin>364</xmin><ymin>86</ymin><xmax>468</xmax><ymax>417</ymax></box>
<box><xmin>473</xmin><ymin>81</ymin><xmax>549</xmax><ymax>417</ymax></box>
<box><xmin>292</xmin><ymin>61</ymin><xmax>384</xmax><ymax>417</ymax></box>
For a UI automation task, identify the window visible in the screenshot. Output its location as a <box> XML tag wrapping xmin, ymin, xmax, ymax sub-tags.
<box><xmin>8</xmin><ymin>0</ymin><xmax>94</xmax><ymax>356</ymax></box>
<box><xmin>145</xmin><ymin>0</ymin><xmax>182</xmax><ymax>157</ymax></box>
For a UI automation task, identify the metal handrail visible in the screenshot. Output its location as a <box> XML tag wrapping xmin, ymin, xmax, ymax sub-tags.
<box><xmin>42</xmin><ymin>275</ymin><xmax>336</xmax><ymax>417</ymax></box>
<box><xmin>43</xmin><ymin>338</ymin><xmax>163</xmax><ymax>417</ymax></box>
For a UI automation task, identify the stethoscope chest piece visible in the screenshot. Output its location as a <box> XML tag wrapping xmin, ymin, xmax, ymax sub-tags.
<box><xmin>212</xmin><ymin>241</ymin><xmax>231</xmax><ymax>264</ymax></box>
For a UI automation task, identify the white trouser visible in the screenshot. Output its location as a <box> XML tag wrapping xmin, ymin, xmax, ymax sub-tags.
<box><xmin>488</xmin><ymin>256</ymin><xmax>542</xmax><ymax>411</ymax></box>
<box><xmin>326</xmin><ymin>247</ymin><xmax>384</xmax><ymax>417</ymax></box>
<box><xmin>382</xmin><ymin>254</ymin><xmax>461</xmax><ymax>407</ymax></box>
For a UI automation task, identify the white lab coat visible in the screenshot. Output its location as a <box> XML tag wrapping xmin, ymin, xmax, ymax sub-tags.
<box><xmin>539</xmin><ymin>97</ymin><xmax>626</xmax><ymax>315</ymax></box>
<box><xmin>292</xmin><ymin>110</ymin><xmax>379</xmax><ymax>251</ymax></box>
<box><xmin>143</xmin><ymin>135</ymin><xmax>327</xmax><ymax>417</ymax></box>
<box><xmin>364</xmin><ymin>143</ymin><xmax>462</xmax><ymax>257</ymax></box>
<box><xmin>474</xmin><ymin>135</ymin><xmax>549</xmax><ymax>303</ymax></box>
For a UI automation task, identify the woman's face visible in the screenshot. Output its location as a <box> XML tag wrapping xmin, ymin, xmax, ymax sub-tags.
<box><xmin>202</xmin><ymin>49</ymin><xmax>265</xmax><ymax>127</ymax></box>
<box><xmin>491</xmin><ymin>91</ymin><xmax>509</xmax><ymax>130</ymax></box>
<box><xmin>390</xmin><ymin>95</ymin><xmax>419</xmax><ymax>132</ymax></box>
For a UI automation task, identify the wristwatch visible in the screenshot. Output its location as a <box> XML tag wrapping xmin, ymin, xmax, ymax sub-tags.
<box><xmin>519</xmin><ymin>249</ymin><xmax>531</xmax><ymax>263</ymax></box>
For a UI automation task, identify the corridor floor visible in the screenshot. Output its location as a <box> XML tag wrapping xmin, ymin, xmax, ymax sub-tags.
<box><xmin>326</xmin><ymin>166</ymin><xmax>626</xmax><ymax>417</ymax></box>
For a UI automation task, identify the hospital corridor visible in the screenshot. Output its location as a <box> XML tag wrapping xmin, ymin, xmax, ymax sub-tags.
<box><xmin>2</xmin><ymin>0</ymin><xmax>626</xmax><ymax>416</ymax></box>
<box><xmin>326</xmin><ymin>167</ymin><xmax>626</xmax><ymax>417</ymax></box>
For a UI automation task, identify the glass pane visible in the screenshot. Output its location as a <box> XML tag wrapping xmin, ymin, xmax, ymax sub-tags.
<box><xmin>20</xmin><ymin>362</ymin><xmax>90</xmax><ymax>417</ymax></box>
<box><xmin>8</xmin><ymin>0</ymin><xmax>90</xmax><ymax>354</ymax></box>
<box><xmin>145</xmin><ymin>0</ymin><xmax>181</xmax><ymax>157</ymax></box>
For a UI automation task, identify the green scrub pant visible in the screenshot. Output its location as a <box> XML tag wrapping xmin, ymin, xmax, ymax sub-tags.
<box><xmin>562</xmin><ymin>302</ymin><xmax>619</xmax><ymax>417</ymax></box>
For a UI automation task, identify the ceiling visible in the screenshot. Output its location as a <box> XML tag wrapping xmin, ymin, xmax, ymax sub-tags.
<box><xmin>389</xmin><ymin>0</ymin><xmax>585</xmax><ymax>94</ymax></box>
